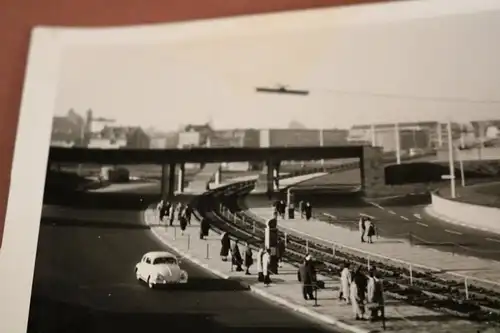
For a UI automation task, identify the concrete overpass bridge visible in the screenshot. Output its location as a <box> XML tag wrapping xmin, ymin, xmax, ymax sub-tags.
<box><xmin>48</xmin><ymin>145</ymin><xmax>385</xmax><ymax>200</ymax></box>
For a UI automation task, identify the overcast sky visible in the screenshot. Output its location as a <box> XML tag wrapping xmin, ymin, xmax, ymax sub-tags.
<box><xmin>54</xmin><ymin>6</ymin><xmax>500</xmax><ymax>131</ymax></box>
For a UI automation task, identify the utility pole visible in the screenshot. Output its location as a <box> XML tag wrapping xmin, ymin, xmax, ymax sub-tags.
<box><xmin>447</xmin><ymin>120</ymin><xmax>456</xmax><ymax>198</ymax></box>
<box><xmin>394</xmin><ymin>122</ymin><xmax>401</xmax><ymax>164</ymax></box>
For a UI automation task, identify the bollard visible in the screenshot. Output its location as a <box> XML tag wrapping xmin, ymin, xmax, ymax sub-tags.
<box><xmin>332</xmin><ymin>245</ymin><xmax>336</xmax><ymax>257</ymax></box>
<box><xmin>233</xmin><ymin>214</ymin><xmax>237</xmax><ymax>223</ymax></box>
<box><xmin>206</xmin><ymin>243</ymin><xmax>210</xmax><ymax>259</ymax></box>
<box><xmin>253</xmin><ymin>221</ymin><xmax>256</xmax><ymax>234</ymax></box>
<box><xmin>173</xmin><ymin>226</ymin><xmax>177</xmax><ymax>240</ymax></box>
<box><xmin>367</xmin><ymin>256</ymin><xmax>371</xmax><ymax>271</ymax></box>
<box><xmin>313</xmin><ymin>285</ymin><xmax>319</xmax><ymax>307</ymax></box>
<box><xmin>187</xmin><ymin>234</ymin><xmax>191</xmax><ymax>250</ymax></box>
<box><xmin>409</xmin><ymin>264</ymin><xmax>413</xmax><ymax>286</ymax></box>
<box><xmin>306</xmin><ymin>240</ymin><xmax>309</xmax><ymax>253</ymax></box>
<box><xmin>408</xmin><ymin>232</ymin><xmax>413</xmax><ymax>246</ymax></box>
<box><xmin>465</xmin><ymin>278</ymin><xmax>469</xmax><ymax>300</ymax></box>
<box><xmin>284</xmin><ymin>233</ymin><xmax>288</xmax><ymax>247</ymax></box>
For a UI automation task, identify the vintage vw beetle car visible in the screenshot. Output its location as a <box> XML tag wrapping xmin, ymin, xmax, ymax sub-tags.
<box><xmin>135</xmin><ymin>251</ymin><xmax>188</xmax><ymax>288</ymax></box>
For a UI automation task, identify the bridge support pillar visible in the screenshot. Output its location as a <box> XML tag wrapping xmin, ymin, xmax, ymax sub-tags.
<box><xmin>265</xmin><ymin>160</ymin><xmax>281</xmax><ymax>199</ymax></box>
<box><xmin>274</xmin><ymin>161</ymin><xmax>280</xmax><ymax>191</ymax></box>
<box><xmin>360</xmin><ymin>146</ymin><xmax>385</xmax><ymax>196</ymax></box>
<box><xmin>214</xmin><ymin>167</ymin><xmax>221</xmax><ymax>185</ymax></box>
<box><xmin>177</xmin><ymin>163</ymin><xmax>185</xmax><ymax>193</ymax></box>
<box><xmin>161</xmin><ymin>163</ymin><xmax>176</xmax><ymax>201</ymax></box>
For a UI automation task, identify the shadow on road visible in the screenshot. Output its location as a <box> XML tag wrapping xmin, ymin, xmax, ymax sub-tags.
<box><xmin>28</xmin><ymin>295</ymin><xmax>329</xmax><ymax>333</ymax></box>
<box><xmin>43</xmin><ymin>191</ymin><xmax>197</xmax><ymax>211</ymax></box>
<box><xmin>41</xmin><ymin>218</ymin><xmax>151</xmax><ymax>230</ymax></box>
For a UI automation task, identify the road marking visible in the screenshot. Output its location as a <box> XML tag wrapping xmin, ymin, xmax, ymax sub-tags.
<box><xmin>322</xmin><ymin>213</ymin><xmax>337</xmax><ymax>220</ymax></box>
<box><xmin>416</xmin><ymin>222</ymin><xmax>428</xmax><ymax>227</ymax></box>
<box><xmin>400</xmin><ymin>216</ymin><xmax>409</xmax><ymax>221</ymax></box>
<box><xmin>368</xmin><ymin>202</ymin><xmax>385</xmax><ymax>210</ymax></box>
<box><xmin>413</xmin><ymin>214</ymin><xmax>422</xmax><ymax>219</ymax></box>
<box><xmin>444</xmin><ymin>229</ymin><xmax>462</xmax><ymax>235</ymax></box>
<box><xmin>360</xmin><ymin>213</ymin><xmax>375</xmax><ymax>219</ymax></box>
<box><xmin>388</xmin><ymin>210</ymin><xmax>397</xmax><ymax>215</ymax></box>
<box><xmin>486</xmin><ymin>237</ymin><xmax>500</xmax><ymax>243</ymax></box>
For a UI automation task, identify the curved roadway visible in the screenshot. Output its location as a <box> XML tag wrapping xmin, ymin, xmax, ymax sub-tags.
<box><xmin>257</xmin><ymin>166</ymin><xmax>500</xmax><ymax>262</ymax></box>
<box><xmin>30</xmin><ymin>190</ymin><xmax>342</xmax><ymax>333</ymax></box>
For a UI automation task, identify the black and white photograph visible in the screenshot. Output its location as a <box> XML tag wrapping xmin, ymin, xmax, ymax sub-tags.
<box><xmin>3</xmin><ymin>1</ymin><xmax>500</xmax><ymax>332</ymax></box>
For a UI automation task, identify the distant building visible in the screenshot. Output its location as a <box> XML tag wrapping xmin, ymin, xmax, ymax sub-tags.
<box><xmin>178</xmin><ymin>123</ymin><xmax>215</xmax><ymax>148</ymax></box>
<box><xmin>88</xmin><ymin>126</ymin><xmax>150</xmax><ymax>149</ymax></box>
<box><xmin>50</xmin><ymin>109</ymin><xmax>85</xmax><ymax>147</ymax></box>
<box><xmin>348</xmin><ymin>121</ymin><xmax>467</xmax><ymax>152</ymax></box>
<box><xmin>211</xmin><ymin>129</ymin><xmax>261</xmax><ymax>148</ymax></box>
<box><xmin>259</xmin><ymin>128</ymin><xmax>348</xmax><ymax>148</ymax></box>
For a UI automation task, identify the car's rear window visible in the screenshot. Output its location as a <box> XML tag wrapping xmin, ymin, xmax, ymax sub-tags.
<box><xmin>154</xmin><ymin>257</ymin><xmax>177</xmax><ymax>265</ymax></box>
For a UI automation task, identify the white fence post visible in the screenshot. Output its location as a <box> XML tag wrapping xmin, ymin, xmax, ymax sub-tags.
<box><xmin>409</xmin><ymin>264</ymin><xmax>413</xmax><ymax>286</ymax></box>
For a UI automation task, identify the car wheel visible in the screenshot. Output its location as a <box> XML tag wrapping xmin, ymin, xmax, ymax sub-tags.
<box><xmin>147</xmin><ymin>276</ymin><xmax>155</xmax><ymax>289</ymax></box>
<box><xmin>135</xmin><ymin>269</ymin><xmax>141</xmax><ymax>281</ymax></box>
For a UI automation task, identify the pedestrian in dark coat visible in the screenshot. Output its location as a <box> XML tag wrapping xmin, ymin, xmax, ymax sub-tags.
<box><xmin>179</xmin><ymin>215</ymin><xmax>188</xmax><ymax>235</ymax></box>
<box><xmin>279</xmin><ymin>200</ymin><xmax>286</xmax><ymax>219</ymax></box>
<box><xmin>243</xmin><ymin>243</ymin><xmax>253</xmax><ymax>275</ymax></box>
<box><xmin>220</xmin><ymin>232</ymin><xmax>230</xmax><ymax>261</ymax></box>
<box><xmin>231</xmin><ymin>241</ymin><xmax>244</xmax><ymax>272</ymax></box>
<box><xmin>298</xmin><ymin>259</ymin><xmax>315</xmax><ymax>300</ymax></box>
<box><xmin>304</xmin><ymin>202</ymin><xmax>312</xmax><ymax>220</ymax></box>
<box><xmin>185</xmin><ymin>205</ymin><xmax>192</xmax><ymax>225</ymax></box>
<box><xmin>199</xmin><ymin>217</ymin><xmax>210</xmax><ymax>240</ymax></box>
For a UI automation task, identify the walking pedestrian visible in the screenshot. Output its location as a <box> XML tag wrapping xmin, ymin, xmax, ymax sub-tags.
<box><xmin>169</xmin><ymin>203</ymin><xmax>175</xmax><ymax>226</ymax></box>
<box><xmin>231</xmin><ymin>241</ymin><xmax>244</xmax><ymax>272</ymax></box>
<box><xmin>366</xmin><ymin>267</ymin><xmax>384</xmax><ymax>321</ymax></box>
<box><xmin>288</xmin><ymin>201</ymin><xmax>295</xmax><ymax>219</ymax></box>
<box><xmin>366</xmin><ymin>219</ymin><xmax>376</xmax><ymax>244</ymax></box>
<box><xmin>359</xmin><ymin>216</ymin><xmax>366</xmax><ymax>243</ymax></box>
<box><xmin>220</xmin><ymin>232</ymin><xmax>230</xmax><ymax>261</ymax></box>
<box><xmin>339</xmin><ymin>263</ymin><xmax>352</xmax><ymax>304</ymax></box>
<box><xmin>304</xmin><ymin>202</ymin><xmax>312</xmax><ymax>221</ymax></box>
<box><xmin>185</xmin><ymin>205</ymin><xmax>192</xmax><ymax>225</ymax></box>
<box><xmin>256</xmin><ymin>247</ymin><xmax>265</xmax><ymax>282</ymax></box>
<box><xmin>262</xmin><ymin>248</ymin><xmax>272</xmax><ymax>286</ymax></box>
<box><xmin>279</xmin><ymin>200</ymin><xmax>286</xmax><ymax>219</ymax></box>
<box><xmin>350</xmin><ymin>266</ymin><xmax>368</xmax><ymax>320</ymax></box>
<box><xmin>243</xmin><ymin>243</ymin><xmax>253</xmax><ymax>275</ymax></box>
<box><xmin>179</xmin><ymin>214</ymin><xmax>187</xmax><ymax>235</ymax></box>
<box><xmin>298</xmin><ymin>258</ymin><xmax>315</xmax><ymax>300</ymax></box>
<box><xmin>199</xmin><ymin>217</ymin><xmax>210</xmax><ymax>240</ymax></box>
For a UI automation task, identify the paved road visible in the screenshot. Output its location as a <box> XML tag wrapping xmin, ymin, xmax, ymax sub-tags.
<box><xmin>246</xmin><ymin>191</ymin><xmax>500</xmax><ymax>262</ymax></box>
<box><xmin>30</xmin><ymin>191</ymin><xmax>343</xmax><ymax>333</ymax></box>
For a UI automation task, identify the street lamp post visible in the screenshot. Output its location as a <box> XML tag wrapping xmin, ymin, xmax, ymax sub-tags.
<box><xmin>446</xmin><ymin>120</ymin><xmax>457</xmax><ymax>198</ymax></box>
<box><xmin>394</xmin><ymin>122</ymin><xmax>401</xmax><ymax>164</ymax></box>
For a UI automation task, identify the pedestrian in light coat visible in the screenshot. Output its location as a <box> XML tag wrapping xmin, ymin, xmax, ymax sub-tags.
<box><xmin>339</xmin><ymin>263</ymin><xmax>352</xmax><ymax>304</ymax></box>
<box><xmin>359</xmin><ymin>217</ymin><xmax>366</xmax><ymax>243</ymax></box>
<box><xmin>256</xmin><ymin>247</ymin><xmax>265</xmax><ymax>282</ymax></box>
<box><xmin>262</xmin><ymin>248</ymin><xmax>272</xmax><ymax>286</ymax></box>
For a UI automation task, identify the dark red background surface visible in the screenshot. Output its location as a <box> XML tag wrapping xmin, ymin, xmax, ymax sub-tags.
<box><xmin>0</xmin><ymin>0</ymin><xmax>392</xmax><ymax>247</ymax></box>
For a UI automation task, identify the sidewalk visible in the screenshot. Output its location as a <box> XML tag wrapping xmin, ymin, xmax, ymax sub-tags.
<box><xmin>245</xmin><ymin>203</ymin><xmax>500</xmax><ymax>291</ymax></box>
<box><xmin>251</xmin><ymin>172</ymin><xmax>329</xmax><ymax>194</ymax></box>
<box><xmin>143</xmin><ymin>208</ymin><xmax>490</xmax><ymax>333</ymax></box>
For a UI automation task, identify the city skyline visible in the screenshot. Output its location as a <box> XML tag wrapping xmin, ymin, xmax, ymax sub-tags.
<box><xmin>54</xmin><ymin>4</ymin><xmax>500</xmax><ymax>132</ymax></box>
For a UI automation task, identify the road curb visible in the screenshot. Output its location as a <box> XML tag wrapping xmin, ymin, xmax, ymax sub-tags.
<box><xmin>143</xmin><ymin>207</ymin><xmax>370</xmax><ymax>333</ymax></box>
